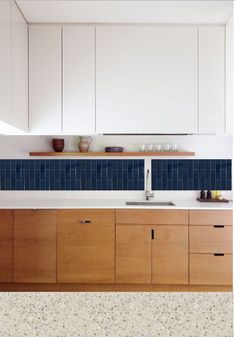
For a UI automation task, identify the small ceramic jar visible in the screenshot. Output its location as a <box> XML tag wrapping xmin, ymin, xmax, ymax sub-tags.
<box><xmin>52</xmin><ymin>139</ymin><xmax>64</xmax><ymax>152</ymax></box>
<box><xmin>78</xmin><ymin>137</ymin><xmax>93</xmax><ymax>152</ymax></box>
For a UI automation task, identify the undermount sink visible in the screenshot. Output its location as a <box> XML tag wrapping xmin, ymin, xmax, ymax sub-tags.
<box><xmin>126</xmin><ymin>201</ymin><xmax>175</xmax><ymax>206</ymax></box>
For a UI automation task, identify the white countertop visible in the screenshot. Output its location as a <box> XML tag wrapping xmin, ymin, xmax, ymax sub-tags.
<box><xmin>0</xmin><ymin>198</ymin><xmax>232</xmax><ymax>210</ymax></box>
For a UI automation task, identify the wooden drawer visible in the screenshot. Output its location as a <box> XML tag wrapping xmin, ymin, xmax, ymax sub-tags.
<box><xmin>116</xmin><ymin>210</ymin><xmax>188</xmax><ymax>225</ymax></box>
<box><xmin>14</xmin><ymin>209</ymin><xmax>57</xmax><ymax>226</ymax></box>
<box><xmin>58</xmin><ymin>209</ymin><xmax>115</xmax><ymax>226</ymax></box>
<box><xmin>190</xmin><ymin>226</ymin><xmax>232</xmax><ymax>254</ymax></box>
<box><xmin>189</xmin><ymin>210</ymin><xmax>232</xmax><ymax>226</ymax></box>
<box><xmin>190</xmin><ymin>253</ymin><xmax>232</xmax><ymax>285</ymax></box>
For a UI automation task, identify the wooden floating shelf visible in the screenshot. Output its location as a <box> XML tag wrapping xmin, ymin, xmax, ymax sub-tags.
<box><xmin>29</xmin><ymin>151</ymin><xmax>195</xmax><ymax>157</ymax></box>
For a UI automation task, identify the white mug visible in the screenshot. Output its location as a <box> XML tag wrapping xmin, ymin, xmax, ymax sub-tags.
<box><xmin>171</xmin><ymin>144</ymin><xmax>178</xmax><ymax>152</ymax></box>
<box><xmin>147</xmin><ymin>144</ymin><xmax>153</xmax><ymax>152</ymax></box>
<box><xmin>164</xmin><ymin>144</ymin><xmax>170</xmax><ymax>152</ymax></box>
<box><xmin>139</xmin><ymin>144</ymin><xmax>146</xmax><ymax>152</ymax></box>
<box><xmin>155</xmin><ymin>144</ymin><xmax>162</xmax><ymax>152</ymax></box>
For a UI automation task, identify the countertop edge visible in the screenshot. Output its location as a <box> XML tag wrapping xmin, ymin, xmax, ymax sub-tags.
<box><xmin>0</xmin><ymin>199</ymin><xmax>232</xmax><ymax>210</ymax></box>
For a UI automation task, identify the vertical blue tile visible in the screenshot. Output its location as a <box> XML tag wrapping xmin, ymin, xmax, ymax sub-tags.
<box><xmin>151</xmin><ymin>159</ymin><xmax>232</xmax><ymax>191</ymax></box>
<box><xmin>96</xmin><ymin>180</ymin><xmax>102</xmax><ymax>190</ymax></box>
<box><xmin>0</xmin><ymin>158</ymin><xmax>231</xmax><ymax>192</ymax></box>
<box><xmin>117</xmin><ymin>160</ymin><xmax>123</xmax><ymax>180</ymax></box>
<box><xmin>138</xmin><ymin>180</ymin><xmax>144</xmax><ymax>190</ymax></box>
<box><xmin>97</xmin><ymin>160</ymin><xmax>102</xmax><ymax>180</ymax></box>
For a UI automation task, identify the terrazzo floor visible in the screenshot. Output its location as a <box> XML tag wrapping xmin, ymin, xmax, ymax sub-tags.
<box><xmin>0</xmin><ymin>292</ymin><xmax>232</xmax><ymax>337</ymax></box>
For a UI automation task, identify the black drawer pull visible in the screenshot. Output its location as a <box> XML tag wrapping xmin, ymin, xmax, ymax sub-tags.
<box><xmin>214</xmin><ymin>253</ymin><xmax>224</xmax><ymax>256</ymax></box>
<box><xmin>80</xmin><ymin>220</ymin><xmax>92</xmax><ymax>224</ymax></box>
<box><xmin>151</xmin><ymin>229</ymin><xmax>154</xmax><ymax>240</ymax></box>
<box><xmin>214</xmin><ymin>225</ymin><xmax>224</xmax><ymax>228</ymax></box>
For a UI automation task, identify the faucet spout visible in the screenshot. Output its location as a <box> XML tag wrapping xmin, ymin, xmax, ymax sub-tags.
<box><xmin>146</xmin><ymin>169</ymin><xmax>155</xmax><ymax>201</ymax></box>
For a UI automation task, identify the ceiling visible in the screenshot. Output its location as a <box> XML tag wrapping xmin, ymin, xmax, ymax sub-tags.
<box><xmin>16</xmin><ymin>0</ymin><xmax>233</xmax><ymax>24</ymax></box>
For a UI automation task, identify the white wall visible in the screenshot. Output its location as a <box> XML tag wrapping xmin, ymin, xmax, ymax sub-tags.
<box><xmin>0</xmin><ymin>134</ymin><xmax>231</xmax><ymax>201</ymax></box>
<box><xmin>0</xmin><ymin>134</ymin><xmax>232</xmax><ymax>159</ymax></box>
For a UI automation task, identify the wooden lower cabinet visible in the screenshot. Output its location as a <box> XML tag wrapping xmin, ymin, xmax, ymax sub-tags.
<box><xmin>0</xmin><ymin>210</ymin><xmax>13</xmax><ymax>282</ymax></box>
<box><xmin>14</xmin><ymin>210</ymin><xmax>57</xmax><ymax>283</ymax></box>
<box><xmin>0</xmin><ymin>208</ymin><xmax>231</xmax><ymax>289</ymax></box>
<box><xmin>116</xmin><ymin>224</ymin><xmax>188</xmax><ymax>284</ymax></box>
<box><xmin>189</xmin><ymin>210</ymin><xmax>233</xmax><ymax>285</ymax></box>
<box><xmin>116</xmin><ymin>225</ymin><xmax>152</xmax><ymax>284</ymax></box>
<box><xmin>152</xmin><ymin>225</ymin><xmax>188</xmax><ymax>284</ymax></box>
<box><xmin>57</xmin><ymin>209</ymin><xmax>115</xmax><ymax>283</ymax></box>
<box><xmin>190</xmin><ymin>254</ymin><xmax>232</xmax><ymax>285</ymax></box>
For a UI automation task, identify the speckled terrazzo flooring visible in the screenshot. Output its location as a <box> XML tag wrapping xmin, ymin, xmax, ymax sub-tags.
<box><xmin>0</xmin><ymin>293</ymin><xmax>232</xmax><ymax>337</ymax></box>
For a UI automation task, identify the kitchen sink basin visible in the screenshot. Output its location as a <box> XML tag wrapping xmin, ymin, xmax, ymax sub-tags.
<box><xmin>126</xmin><ymin>201</ymin><xmax>175</xmax><ymax>206</ymax></box>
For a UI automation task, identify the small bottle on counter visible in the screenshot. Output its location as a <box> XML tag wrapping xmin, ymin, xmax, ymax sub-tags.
<box><xmin>212</xmin><ymin>190</ymin><xmax>216</xmax><ymax>199</ymax></box>
<box><xmin>216</xmin><ymin>190</ymin><xmax>221</xmax><ymax>199</ymax></box>
<box><xmin>206</xmin><ymin>190</ymin><xmax>212</xmax><ymax>199</ymax></box>
<box><xmin>200</xmin><ymin>190</ymin><xmax>206</xmax><ymax>199</ymax></box>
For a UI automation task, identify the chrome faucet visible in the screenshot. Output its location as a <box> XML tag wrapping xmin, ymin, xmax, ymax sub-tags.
<box><xmin>146</xmin><ymin>169</ymin><xmax>154</xmax><ymax>201</ymax></box>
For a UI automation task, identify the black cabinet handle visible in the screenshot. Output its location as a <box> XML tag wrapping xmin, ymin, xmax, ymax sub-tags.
<box><xmin>214</xmin><ymin>225</ymin><xmax>224</xmax><ymax>228</ymax></box>
<box><xmin>214</xmin><ymin>253</ymin><xmax>224</xmax><ymax>256</ymax></box>
<box><xmin>151</xmin><ymin>229</ymin><xmax>154</xmax><ymax>240</ymax></box>
<box><xmin>80</xmin><ymin>220</ymin><xmax>92</xmax><ymax>224</ymax></box>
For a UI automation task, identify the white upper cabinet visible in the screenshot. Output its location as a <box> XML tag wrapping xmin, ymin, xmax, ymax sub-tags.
<box><xmin>12</xmin><ymin>1</ymin><xmax>28</xmax><ymax>131</ymax></box>
<box><xmin>27</xmin><ymin>24</ymin><xmax>227</xmax><ymax>135</ymax></box>
<box><xmin>0</xmin><ymin>0</ymin><xmax>28</xmax><ymax>133</ymax></box>
<box><xmin>63</xmin><ymin>26</ymin><xmax>95</xmax><ymax>134</ymax></box>
<box><xmin>0</xmin><ymin>0</ymin><xmax>11</xmax><ymax>126</ymax></box>
<box><xmin>29</xmin><ymin>25</ymin><xmax>62</xmax><ymax>134</ymax></box>
<box><xmin>199</xmin><ymin>26</ymin><xmax>225</xmax><ymax>134</ymax></box>
<box><xmin>226</xmin><ymin>17</ymin><xmax>233</xmax><ymax>135</ymax></box>
<box><xmin>96</xmin><ymin>26</ymin><xmax>198</xmax><ymax>134</ymax></box>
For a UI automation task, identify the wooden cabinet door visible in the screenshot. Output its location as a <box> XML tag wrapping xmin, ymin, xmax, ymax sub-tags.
<box><xmin>57</xmin><ymin>210</ymin><xmax>115</xmax><ymax>283</ymax></box>
<box><xmin>116</xmin><ymin>225</ymin><xmax>152</xmax><ymax>284</ymax></box>
<box><xmin>14</xmin><ymin>210</ymin><xmax>57</xmax><ymax>283</ymax></box>
<box><xmin>152</xmin><ymin>225</ymin><xmax>188</xmax><ymax>284</ymax></box>
<box><xmin>0</xmin><ymin>210</ymin><xmax>13</xmax><ymax>282</ymax></box>
<box><xmin>96</xmin><ymin>26</ymin><xmax>197</xmax><ymax>134</ymax></box>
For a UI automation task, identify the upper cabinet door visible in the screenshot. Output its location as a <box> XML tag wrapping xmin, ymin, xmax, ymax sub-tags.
<box><xmin>29</xmin><ymin>26</ymin><xmax>62</xmax><ymax>134</ymax></box>
<box><xmin>199</xmin><ymin>27</ymin><xmax>225</xmax><ymax>134</ymax></box>
<box><xmin>0</xmin><ymin>0</ymin><xmax>11</xmax><ymax>126</ymax></box>
<box><xmin>12</xmin><ymin>1</ymin><xmax>28</xmax><ymax>131</ymax></box>
<box><xmin>63</xmin><ymin>26</ymin><xmax>95</xmax><ymax>134</ymax></box>
<box><xmin>96</xmin><ymin>26</ymin><xmax>198</xmax><ymax>134</ymax></box>
<box><xmin>226</xmin><ymin>17</ymin><xmax>233</xmax><ymax>135</ymax></box>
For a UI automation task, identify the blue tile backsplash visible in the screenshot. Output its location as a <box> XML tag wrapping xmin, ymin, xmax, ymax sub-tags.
<box><xmin>0</xmin><ymin>159</ymin><xmax>231</xmax><ymax>191</ymax></box>
<box><xmin>0</xmin><ymin>159</ymin><xmax>144</xmax><ymax>191</ymax></box>
<box><xmin>152</xmin><ymin>160</ymin><xmax>232</xmax><ymax>190</ymax></box>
